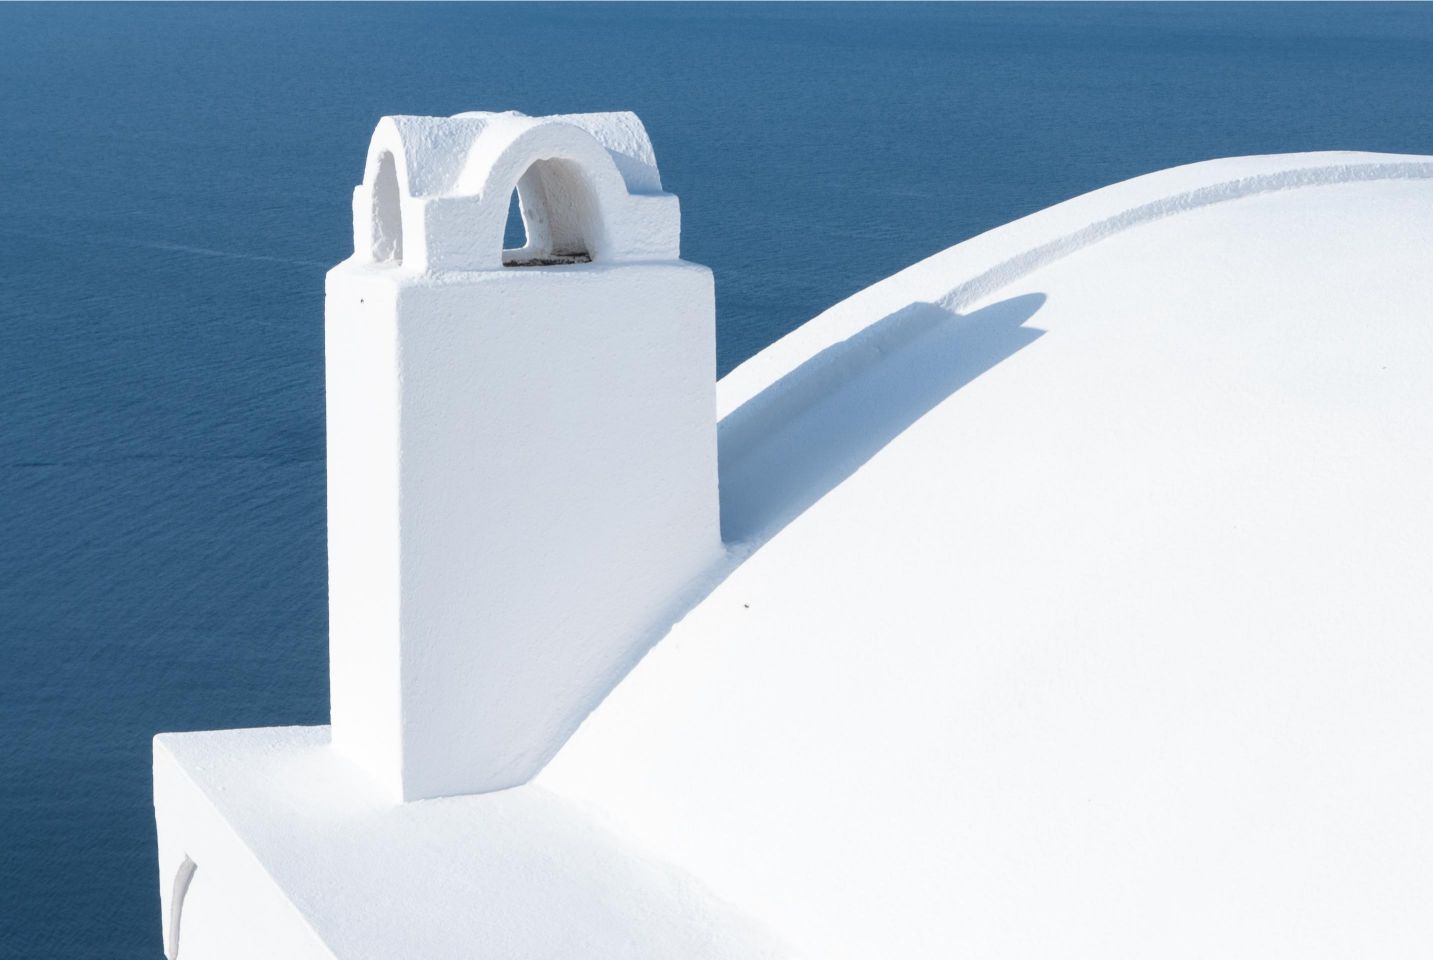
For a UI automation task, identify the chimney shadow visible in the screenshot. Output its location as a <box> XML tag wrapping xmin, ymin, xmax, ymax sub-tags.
<box><xmin>718</xmin><ymin>293</ymin><xmax>1047</xmax><ymax>547</ymax></box>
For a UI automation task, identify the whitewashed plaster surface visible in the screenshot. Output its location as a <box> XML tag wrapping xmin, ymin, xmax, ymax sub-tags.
<box><xmin>157</xmin><ymin>144</ymin><xmax>1433</xmax><ymax>959</ymax></box>
<box><xmin>545</xmin><ymin>156</ymin><xmax>1433</xmax><ymax>959</ymax></box>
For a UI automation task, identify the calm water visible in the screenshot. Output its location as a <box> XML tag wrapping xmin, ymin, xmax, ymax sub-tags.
<box><xmin>3</xmin><ymin>4</ymin><xmax>1432</xmax><ymax>955</ymax></box>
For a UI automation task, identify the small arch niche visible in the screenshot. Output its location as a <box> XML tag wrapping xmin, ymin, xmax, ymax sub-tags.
<box><xmin>370</xmin><ymin>150</ymin><xmax>404</xmax><ymax>264</ymax></box>
<box><xmin>502</xmin><ymin>158</ymin><xmax>597</xmax><ymax>268</ymax></box>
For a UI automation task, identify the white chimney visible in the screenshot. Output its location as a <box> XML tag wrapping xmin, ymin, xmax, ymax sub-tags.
<box><xmin>324</xmin><ymin>111</ymin><xmax>722</xmax><ymax>801</ymax></box>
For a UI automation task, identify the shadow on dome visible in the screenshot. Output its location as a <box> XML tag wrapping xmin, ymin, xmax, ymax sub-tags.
<box><xmin>718</xmin><ymin>292</ymin><xmax>1048</xmax><ymax>546</ymax></box>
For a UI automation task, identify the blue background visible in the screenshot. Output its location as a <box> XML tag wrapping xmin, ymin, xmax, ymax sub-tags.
<box><xmin>3</xmin><ymin>4</ymin><xmax>1432</xmax><ymax>955</ymax></box>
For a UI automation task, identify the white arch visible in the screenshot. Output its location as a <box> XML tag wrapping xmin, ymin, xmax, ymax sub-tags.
<box><xmin>349</xmin><ymin>112</ymin><xmax>681</xmax><ymax>273</ymax></box>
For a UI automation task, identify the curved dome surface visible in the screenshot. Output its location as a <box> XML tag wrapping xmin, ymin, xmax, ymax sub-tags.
<box><xmin>152</xmin><ymin>152</ymin><xmax>1433</xmax><ymax>960</ymax></box>
<box><xmin>539</xmin><ymin>152</ymin><xmax>1433</xmax><ymax>958</ymax></box>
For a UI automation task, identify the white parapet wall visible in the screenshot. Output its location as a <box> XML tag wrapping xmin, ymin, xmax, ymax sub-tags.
<box><xmin>326</xmin><ymin>111</ymin><xmax>722</xmax><ymax>801</ymax></box>
<box><xmin>152</xmin><ymin>727</ymin><xmax>785</xmax><ymax>960</ymax></box>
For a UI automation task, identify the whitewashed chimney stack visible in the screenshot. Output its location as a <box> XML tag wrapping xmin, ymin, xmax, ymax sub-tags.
<box><xmin>324</xmin><ymin>111</ymin><xmax>721</xmax><ymax>801</ymax></box>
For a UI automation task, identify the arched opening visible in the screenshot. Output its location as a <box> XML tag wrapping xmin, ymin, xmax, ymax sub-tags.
<box><xmin>502</xmin><ymin>158</ymin><xmax>598</xmax><ymax>268</ymax></box>
<box><xmin>371</xmin><ymin>150</ymin><xmax>403</xmax><ymax>263</ymax></box>
<box><xmin>503</xmin><ymin>189</ymin><xmax>526</xmax><ymax>252</ymax></box>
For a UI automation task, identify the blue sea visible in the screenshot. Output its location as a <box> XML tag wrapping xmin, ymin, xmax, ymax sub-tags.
<box><xmin>3</xmin><ymin>4</ymin><xmax>1432</xmax><ymax>955</ymax></box>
